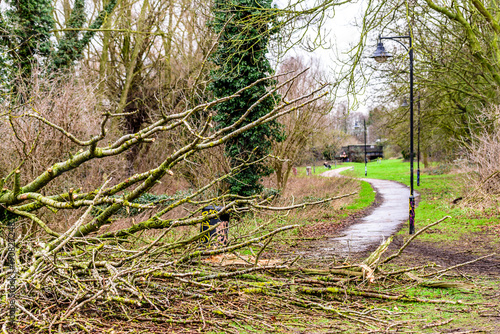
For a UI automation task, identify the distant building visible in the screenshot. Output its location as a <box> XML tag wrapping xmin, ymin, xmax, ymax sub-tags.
<box><xmin>336</xmin><ymin>145</ymin><xmax>383</xmax><ymax>162</ymax></box>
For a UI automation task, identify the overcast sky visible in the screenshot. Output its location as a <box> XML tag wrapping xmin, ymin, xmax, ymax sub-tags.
<box><xmin>276</xmin><ymin>0</ymin><xmax>369</xmax><ymax>114</ymax></box>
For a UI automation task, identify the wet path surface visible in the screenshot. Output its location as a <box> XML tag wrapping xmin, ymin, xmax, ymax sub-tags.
<box><xmin>304</xmin><ymin>167</ymin><xmax>418</xmax><ymax>257</ymax></box>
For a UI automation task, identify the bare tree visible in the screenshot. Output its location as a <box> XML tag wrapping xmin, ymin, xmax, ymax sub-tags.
<box><xmin>80</xmin><ymin>0</ymin><xmax>214</xmax><ymax>176</ymax></box>
<box><xmin>460</xmin><ymin>106</ymin><xmax>500</xmax><ymax>209</ymax></box>
<box><xmin>356</xmin><ymin>0</ymin><xmax>500</xmax><ymax>158</ymax></box>
<box><xmin>271</xmin><ymin>57</ymin><xmax>332</xmax><ymax>190</ymax></box>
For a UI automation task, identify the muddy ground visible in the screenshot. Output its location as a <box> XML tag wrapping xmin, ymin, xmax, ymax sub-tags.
<box><xmin>386</xmin><ymin>232</ymin><xmax>500</xmax><ymax>276</ymax></box>
<box><xmin>294</xmin><ymin>195</ymin><xmax>500</xmax><ymax>276</ymax></box>
<box><xmin>285</xmin><ymin>195</ymin><xmax>500</xmax><ymax>333</ymax></box>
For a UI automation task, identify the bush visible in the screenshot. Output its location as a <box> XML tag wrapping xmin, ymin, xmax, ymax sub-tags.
<box><xmin>459</xmin><ymin>106</ymin><xmax>500</xmax><ymax>209</ymax></box>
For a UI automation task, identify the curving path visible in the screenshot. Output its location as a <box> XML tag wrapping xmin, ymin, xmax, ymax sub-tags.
<box><xmin>318</xmin><ymin>167</ymin><xmax>418</xmax><ymax>256</ymax></box>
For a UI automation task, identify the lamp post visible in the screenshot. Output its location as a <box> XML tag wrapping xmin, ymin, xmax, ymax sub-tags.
<box><xmin>371</xmin><ymin>32</ymin><xmax>415</xmax><ymax>235</ymax></box>
<box><xmin>417</xmin><ymin>93</ymin><xmax>421</xmax><ymax>186</ymax></box>
<box><xmin>402</xmin><ymin>95</ymin><xmax>420</xmax><ymax>186</ymax></box>
<box><xmin>354</xmin><ymin>120</ymin><xmax>368</xmax><ymax>176</ymax></box>
<box><xmin>364</xmin><ymin>119</ymin><xmax>367</xmax><ymax>177</ymax></box>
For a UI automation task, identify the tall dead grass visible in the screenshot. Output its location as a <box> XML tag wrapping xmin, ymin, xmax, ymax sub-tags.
<box><xmin>0</xmin><ymin>71</ymin><xmax>197</xmax><ymax>232</ymax></box>
<box><xmin>459</xmin><ymin>106</ymin><xmax>500</xmax><ymax>210</ymax></box>
<box><xmin>0</xmin><ymin>71</ymin><xmax>120</xmax><ymax>192</ymax></box>
<box><xmin>261</xmin><ymin>173</ymin><xmax>359</xmax><ymax>223</ymax></box>
<box><xmin>0</xmin><ymin>72</ymin><xmax>128</xmax><ymax>231</ymax></box>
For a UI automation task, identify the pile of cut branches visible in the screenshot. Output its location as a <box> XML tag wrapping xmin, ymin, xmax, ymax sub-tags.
<box><xmin>1</xmin><ymin>215</ymin><xmax>494</xmax><ymax>333</ymax></box>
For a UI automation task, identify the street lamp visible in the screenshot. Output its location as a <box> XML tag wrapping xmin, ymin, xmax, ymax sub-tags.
<box><xmin>417</xmin><ymin>93</ymin><xmax>421</xmax><ymax>187</ymax></box>
<box><xmin>401</xmin><ymin>95</ymin><xmax>421</xmax><ymax>186</ymax></box>
<box><xmin>354</xmin><ymin>120</ymin><xmax>368</xmax><ymax>176</ymax></box>
<box><xmin>363</xmin><ymin>119</ymin><xmax>367</xmax><ymax>176</ymax></box>
<box><xmin>371</xmin><ymin>32</ymin><xmax>415</xmax><ymax>235</ymax></box>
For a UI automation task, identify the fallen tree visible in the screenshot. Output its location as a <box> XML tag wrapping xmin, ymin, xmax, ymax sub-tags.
<box><xmin>0</xmin><ymin>67</ymin><xmax>340</xmax><ymax>330</ymax></box>
<box><xmin>0</xmin><ymin>61</ymin><xmax>493</xmax><ymax>334</ymax></box>
<box><xmin>2</xmin><ymin>209</ymin><xmax>494</xmax><ymax>332</ymax></box>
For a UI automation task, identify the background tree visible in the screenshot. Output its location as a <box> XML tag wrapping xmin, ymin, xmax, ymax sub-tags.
<box><xmin>0</xmin><ymin>0</ymin><xmax>54</xmax><ymax>81</ymax></box>
<box><xmin>356</xmin><ymin>0</ymin><xmax>500</xmax><ymax>160</ymax></box>
<box><xmin>85</xmin><ymin>0</ymin><xmax>216</xmax><ymax>178</ymax></box>
<box><xmin>51</xmin><ymin>0</ymin><xmax>118</xmax><ymax>71</ymax></box>
<box><xmin>271</xmin><ymin>56</ymin><xmax>330</xmax><ymax>190</ymax></box>
<box><xmin>0</xmin><ymin>0</ymin><xmax>117</xmax><ymax>85</ymax></box>
<box><xmin>209</xmin><ymin>0</ymin><xmax>285</xmax><ymax>196</ymax></box>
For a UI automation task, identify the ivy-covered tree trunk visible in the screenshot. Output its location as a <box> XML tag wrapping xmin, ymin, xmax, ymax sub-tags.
<box><xmin>0</xmin><ymin>0</ymin><xmax>118</xmax><ymax>84</ymax></box>
<box><xmin>209</xmin><ymin>0</ymin><xmax>284</xmax><ymax>196</ymax></box>
<box><xmin>0</xmin><ymin>0</ymin><xmax>54</xmax><ymax>82</ymax></box>
<box><xmin>50</xmin><ymin>0</ymin><xmax>118</xmax><ymax>71</ymax></box>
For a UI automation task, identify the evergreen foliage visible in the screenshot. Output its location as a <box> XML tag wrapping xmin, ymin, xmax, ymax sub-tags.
<box><xmin>51</xmin><ymin>0</ymin><xmax>118</xmax><ymax>71</ymax></box>
<box><xmin>0</xmin><ymin>0</ymin><xmax>54</xmax><ymax>78</ymax></box>
<box><xmin>0</xmin><ymin>0</ymin><xmax>118</xmax><ymax>85</ymax></box>
<box><xmin>0</xmin><ymin>207</ymin><xmax>18</xmax><ymax>225</ymax></box>
<box><xmin>91</xmin><ymin>192</ymin><xmax>180</xmax><ymax>218</ymax></box>
<box><xmin>50</xmin><ymin>0</ymin><xmax>87</xmax><ymax>70</ymax></box>
<box><xmin>209</xmin><ymin>0</ymin><xmax>284</xmax><ymax>196</ymax></box>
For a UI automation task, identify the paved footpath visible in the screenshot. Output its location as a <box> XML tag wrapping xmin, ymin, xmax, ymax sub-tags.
<box><xmin>320</xmin><ymin>167</ymin><xmax>417</xmax><ymax>256</ymax></box>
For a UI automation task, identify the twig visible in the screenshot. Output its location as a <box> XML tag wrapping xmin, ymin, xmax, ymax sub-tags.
<box><xmin>382</xmin><ymin>216</ymin><xmax>451</xmax><ymax>264</ymax></box>
<box><xmin>254</xmin><ymin>236</ymin><xmax>273</xmax><ymax>266</ymax></box>
<box><xmin>422</xmin><ymin>318</ymin><xmax>453</xmax><ymax>329</ymax></box>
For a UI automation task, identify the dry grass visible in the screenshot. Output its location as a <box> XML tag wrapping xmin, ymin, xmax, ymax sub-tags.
<box><xmin>260</xmin><ymin>173</ymin><xmax>359</xmax><ymax>228</ymax></box>
<box><xmin>459</xmin><ymin>106</ymin><xmax>500</xmax><ymax>210</ymax></box>
<box><xmin>0</xmin><ymin>70</ymin><xmax>227</xmax><ymax>234</ymax></box>
<box><xmin>282</xmin><ymin>174</ymin><xmax>357</xmax><ymax>209</ymax></box>
<box><xmin>0</xmin><ymin>71</ymin><xmax>130</xmax><ymax>232</ymax></box>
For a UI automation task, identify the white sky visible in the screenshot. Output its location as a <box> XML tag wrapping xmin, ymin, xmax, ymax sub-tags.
<box><xmin>277</xmin><ymin>0</ymin><xmax>369</xmax><ymax>114</ymax></box>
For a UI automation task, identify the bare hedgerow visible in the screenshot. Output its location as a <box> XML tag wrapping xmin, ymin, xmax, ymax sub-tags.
<box><xmin>0</xmin><ymin>70</ymin><xmax>125</xmax><ymax>191</ymax></box>
<box><xmin>271</xmin><ymin>56</ymin><xmax>332</xmax><ymax>191</ymax></box>
<box><xmin>459</xmin><ymin>105</ymin><xmax>500</xmax><ymax>210</ymax></box>
<box><xmin>0</xmin><ymin>71</ymin><xmax>129</xmax><ymax>231</ymax></box>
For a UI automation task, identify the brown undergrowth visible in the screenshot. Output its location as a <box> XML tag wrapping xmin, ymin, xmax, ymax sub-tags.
<box><xmin>272</xmin><ymin>174</ymin><xmax>359</xmax><ymax>222</ymax></box>
<box><xmin>8</xmin><ymin>219</ymin><xmax>498</xmax><ymax>334</ymax></box>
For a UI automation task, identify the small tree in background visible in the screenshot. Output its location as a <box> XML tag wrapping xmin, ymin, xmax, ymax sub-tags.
<box><xmin>209</xmin><ymin>0</ymin><xmax>284</xmax><ymax>196</ymax></box>
<box><xmin>271</xmin><ymin>57</ymin><xmax>330</xmax><ymax>190</ymax></box>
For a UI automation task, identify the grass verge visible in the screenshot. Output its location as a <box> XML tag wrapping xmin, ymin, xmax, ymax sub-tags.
<box><xmin>330</xmin><ymin>158</ymin><xmax>500</xmax><ymax>333</ymax></box>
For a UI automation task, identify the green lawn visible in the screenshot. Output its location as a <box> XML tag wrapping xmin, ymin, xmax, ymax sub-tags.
<box><xmin>343</xmin><ymin>157</ymin><xmax>425</xmax><ymax>184</ymax></box>
<box><xmin>344</xmin><ymin>179</ymin><xmax>375</xmax><ymax>210</ymax></box>
<box><xmin>308</xmin><ymin>159</ymin><xmax>499</xmax><ymax>332</ymax></box>
<box><xmin>294</xmin><ymin>159</ymin><xmax>499</xmax><ymax>246</ymax></box>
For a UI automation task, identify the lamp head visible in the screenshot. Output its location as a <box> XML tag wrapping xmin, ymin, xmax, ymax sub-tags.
<box><xmin>370</xmin><ymin>41</ymin><xmax>392</xmax><ymax>63</ymax></box>
<box><xmin>401</xmin><ymin>99</ymin><xmax>409</xmax><ymax>107</ymax></box>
